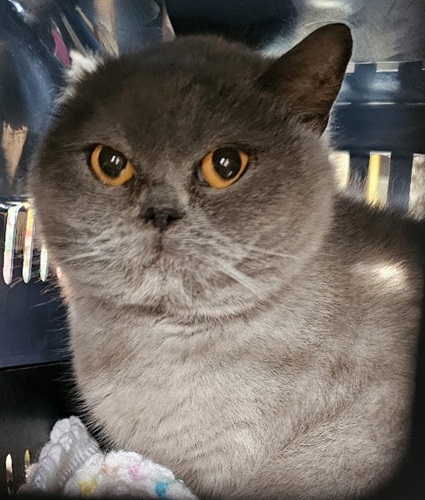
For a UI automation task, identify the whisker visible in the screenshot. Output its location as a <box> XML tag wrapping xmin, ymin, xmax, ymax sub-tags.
<box><xmin>211</xmin><ymin>256</ymin><xmax>262</xmax><ymax>295</ymax></box>
<box><xmin>60</xmin><ymin>251</ymin><xmax>107</xmax><ymax>263</ymax></box>
<box><xmin>196</xmin><ymin>217</ymin><xmax>296</xmax><ymax>263</ymax></box>
<box><xmin>242</xmin><ymin>244</ymin><xmax>298</xmax><ymax>261</ymax></box>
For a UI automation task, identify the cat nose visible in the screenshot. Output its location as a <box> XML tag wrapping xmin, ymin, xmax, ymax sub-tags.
<box><xmin>143</xmin><ymin>207</ymin><xmax>184</xmax><ymax>230</ymax></box>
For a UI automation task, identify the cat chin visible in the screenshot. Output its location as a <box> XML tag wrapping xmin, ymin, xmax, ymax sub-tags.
<box><xmin>101</xmin><ymin>267</ymin><xmax>281</xmax><ymax>321</ymax></box>
<box><xmin>54</xmin><ymin>230</ymin><xmax>289</xmax><ymax>319</ymax></box>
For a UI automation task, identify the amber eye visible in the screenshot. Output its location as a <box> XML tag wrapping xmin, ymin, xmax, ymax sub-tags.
<box><xmin>90</xmin><ymin>145</ymin><xmax>135</xmax><ymax>186</ymax></box>
<box><xmin>199</xmin><ymin>147</ymin><xmax>249</xmax><ymax>189</ymax></box>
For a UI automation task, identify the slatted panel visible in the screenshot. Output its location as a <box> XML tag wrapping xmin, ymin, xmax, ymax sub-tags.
<box><xmin>333</xmin><ymin>60</ymin><xmax>425</xmax><ymax>211</ymax></box>
<box><xmin>348</xmin><ymin>153</ymin><xmax>369</xmax><ymax>192</ymax></box>
<box><xmin>0</xmin><ymin>364</ymin><xmax>75</xmax><ymax>493</ymax></box>
<box><xmin>387</xmin><ymin>155</ymin><xmax>414</xmax><ymax>210</ymax></box>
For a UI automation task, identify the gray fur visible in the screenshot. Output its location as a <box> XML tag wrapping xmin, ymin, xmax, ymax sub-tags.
<box><xmin>30</xmin><ymin>27</ymin><xmax>423</xmax><ymax>499</ymax></box>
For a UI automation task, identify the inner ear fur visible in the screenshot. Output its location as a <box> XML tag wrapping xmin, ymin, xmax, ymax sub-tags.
<box><xmin>259</xmin><ymin>24</ymin><xmax>353</xmax><ymax>134</ymax></box>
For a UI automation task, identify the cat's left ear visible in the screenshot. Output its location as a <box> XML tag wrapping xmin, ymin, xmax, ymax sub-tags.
<box><xmin>259</xmin><ymin>24</ymin><xmax>352</xmax><ymax>134</ymax></box>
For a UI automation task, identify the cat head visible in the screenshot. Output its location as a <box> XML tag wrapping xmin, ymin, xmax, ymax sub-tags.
<box><xmin>31</xmin><ymin>25</ymin><xmax>352</xmax><ymax>320</ymax></box>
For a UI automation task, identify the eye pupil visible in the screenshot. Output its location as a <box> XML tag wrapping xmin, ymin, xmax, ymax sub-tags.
<box><xmin>199</xmin><ymin>146</ymin><xmax>249</xmax><ymax>189</ymax></box>
<box><xmin>98</xmin><ymin>146</ymin><xmax>127</xmax><ymax>178</ymax></box>
<box><xmin>212</xmin><ymin>148</ymin><xmax>242</xmax><ymax>179</ymax></box>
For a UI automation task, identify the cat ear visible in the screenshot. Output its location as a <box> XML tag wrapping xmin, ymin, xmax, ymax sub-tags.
<box><xmin>259</xmin><ymin>24</ymin><xmax>352</xmax><ymax>134</ymax></box>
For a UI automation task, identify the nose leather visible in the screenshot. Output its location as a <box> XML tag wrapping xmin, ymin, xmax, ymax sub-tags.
<box><xmin>143</xmin><ymin>207</ymin><xmax>184</xmax><ymax>230</ymax></box>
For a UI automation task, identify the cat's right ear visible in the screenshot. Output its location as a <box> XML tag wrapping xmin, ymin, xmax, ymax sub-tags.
<box><xmin>258</xmin><ymin>24</ymin><xmax>352</xmax><ymax>134</ymax></box>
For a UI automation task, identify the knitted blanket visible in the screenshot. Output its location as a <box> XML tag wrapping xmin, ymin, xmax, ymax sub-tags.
<box><xmin>19</xmin><ymin>416</ymin><xmax>198</xmax><ymax>499</ymax></box>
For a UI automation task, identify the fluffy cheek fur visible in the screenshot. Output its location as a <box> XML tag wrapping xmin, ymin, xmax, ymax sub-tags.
<box><xmin>33</xmin><ymin>194</ymin><xmax>289</xmax><ymax>318</ymax></box>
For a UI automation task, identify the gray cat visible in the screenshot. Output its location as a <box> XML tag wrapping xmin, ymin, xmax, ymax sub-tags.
<box><xmin>30</xmin><ymin>25</ymin><xmax>423</xmax><ymax>499</ymax></box>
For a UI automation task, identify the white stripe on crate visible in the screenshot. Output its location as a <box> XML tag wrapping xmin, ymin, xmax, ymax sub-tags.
<box><xmin>3</xmin><ymin>204</ymin><xmax>22</xmax><ymax>285</ymax></box>
<box><xmin>5</xmin><ymin>454</ymin><xmax>13</xmax><ymax>495</ymax></box>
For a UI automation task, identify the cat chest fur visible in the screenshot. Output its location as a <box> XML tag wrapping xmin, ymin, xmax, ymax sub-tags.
<box><xmin>70</xmin><ymin>308</ymin><xmax>292</xmax><ymax>488</ymax></box>
<box><xmin>68</xmin><ymin>258</ymin><xmax>420</xmax><ymax>499</ymax></box>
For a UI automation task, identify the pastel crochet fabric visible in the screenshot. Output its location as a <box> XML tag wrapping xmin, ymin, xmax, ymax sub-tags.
<box><xmin>19</xmin><ymin>416</ymin><xmax>198</xmax><ymax>499</ymax></box>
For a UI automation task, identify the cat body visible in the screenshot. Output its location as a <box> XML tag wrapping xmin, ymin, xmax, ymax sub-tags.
<box><xmin>68</xmin><ymin>199</ymin><xmax>421</xmax><ymax>499</ymax></box>
<box><xmin>31</xmin><ymin>27</ymin><xmax>423</xmax><ymax>499</ymax></box>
